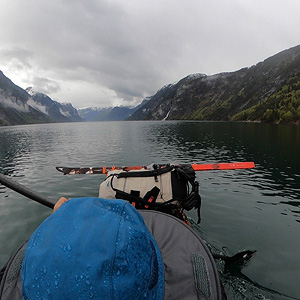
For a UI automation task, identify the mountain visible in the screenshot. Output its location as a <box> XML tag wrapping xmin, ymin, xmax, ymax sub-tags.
<box><xmin>104</xmin><ymin>106</ymin><xmax>135</xmax><ymax>121</ymax></box>
<box><xmin>78</xmin><ymin>107</ymin><xmax>113</xmax><ymax>121</ymax></box>
<box><xmin>78</xmin><ymin>104</ymin><xmax>142</xmax><ymax>121</ymax></box>
<box><xmin>128</xmin><ymin>45</ymin><xmax>300</xmax><ymax>123</ymax></box>
<box><xmin>0</xmin><ymin>71</ymin><xmax>82</xmax><ymax>126</ymax></box>
<box><xmin>0</xmin><ymin>71</ymin><xmax>50</xmax><ymax>126</ymax></box>
<box><xmin>26</xmin><ymin>87</ymin><xmax>82</xmax><ymax>122</ymax></box>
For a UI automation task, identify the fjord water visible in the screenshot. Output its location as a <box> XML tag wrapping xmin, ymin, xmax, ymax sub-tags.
<box><xmin>0</xmin><ymin>121</ymin><xmax>299</xmax><ymax>299</ymax></box>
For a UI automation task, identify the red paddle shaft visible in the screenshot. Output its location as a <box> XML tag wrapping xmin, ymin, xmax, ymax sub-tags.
<box><xmin>192</xmin><ymin>162</ymin><xmax>255</xmax><ymax>171</ymax></box>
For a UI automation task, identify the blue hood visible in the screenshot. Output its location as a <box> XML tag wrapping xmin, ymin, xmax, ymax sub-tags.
<box><xmin>21</xmin><ymin>197</ymin><xmax>164</xmax><ymax>299</ymax></box>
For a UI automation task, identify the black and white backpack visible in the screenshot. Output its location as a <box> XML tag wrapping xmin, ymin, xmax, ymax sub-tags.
<box><xmin>99</xmin><ymin>164</ymin><xmax>202</xmax><ymax>223</ymax></box>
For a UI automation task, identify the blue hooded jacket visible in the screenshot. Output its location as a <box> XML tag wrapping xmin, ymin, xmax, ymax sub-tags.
<box><xmin>21</xmin><ymin>198</ymin><xmax>164</xmax><ymax>300</ymax></box>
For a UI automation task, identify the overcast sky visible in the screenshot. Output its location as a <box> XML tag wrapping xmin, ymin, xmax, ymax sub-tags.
<box><xmin>0</xmin><ymin>0</ymin><xmax>299</xmax><ymax>109</ymax></box>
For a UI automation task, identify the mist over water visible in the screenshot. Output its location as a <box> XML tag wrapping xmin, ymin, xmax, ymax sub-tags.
<box><xmin>0</xmin><ymin>121</ymin><xmax>299</xmax><ymax>299</ymax></box>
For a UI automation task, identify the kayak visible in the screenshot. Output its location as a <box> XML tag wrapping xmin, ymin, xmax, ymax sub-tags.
<box><xmin>0</xmin><ymin>162</ymin><xmax>256</xmax><ymax>300</ymax></box>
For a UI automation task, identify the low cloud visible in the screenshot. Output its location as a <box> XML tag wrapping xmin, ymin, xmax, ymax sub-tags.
<box><xmin>31</xmin><ymin>77</ymin><xmax>61</xmax><ymax>94</ymax></box>
<box><xmin>0</xmin><ymin>93</ymin><xmax>29</xmax><ymax>112</ymax></box>
<box><xmin>0</xmin><ymin>47</ymin><xmax>33</xmax><ymax>69</ymax></box>
<box><xmin>27</xmin><ymin>98</ymin><xmax>48</xmax><ymax>115</ymax></box>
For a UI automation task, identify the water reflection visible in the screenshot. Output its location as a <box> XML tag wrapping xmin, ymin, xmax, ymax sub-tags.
<box><xmin>0</xmin><ymin>121</ymin><xmax>300</xmax><ymax>299</ymax></box>
<box><xmin>143</xmin><ymin>122</ymin><xmax>300</xmax><ymax>201</ymax></box>
<box><xmin>0</xmin><ymin>129</ymin><xmax>31</xmax><ymax>175</ymax></box>
<box><xmin>1</xmin><ymin>121</ymin><xmax>299</xmax><ymax>210</ymax></box>
<box><xmin>257</xmin><ymin>200</ymin><xmax>300</xmax><ymax>216</ymax></box>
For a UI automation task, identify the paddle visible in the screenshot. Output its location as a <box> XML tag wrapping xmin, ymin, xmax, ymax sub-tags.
<box><xmin>212</xmin><ymin>250</ymin><xmax>257</xmax><ymax>265</ymax></box>
<box><xmin>0</xmin><ymin>173</ymin><xmax>256</xmax><ymax>266</ymax></box>
<box><xmin>56</xmin><ymin>162</ymin><xmax>255</xmax><ymax>175</ymax></box>
<box><xmin>0</xmin><ymin>173</ymin><xmax>55</xmax><ymax>209</ymax></box>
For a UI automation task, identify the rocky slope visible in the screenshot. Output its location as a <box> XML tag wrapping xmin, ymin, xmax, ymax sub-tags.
<box><xmin>78</xmin><ymin>106</ymin><xmax>136</xmax><ymax>121</ymax></box>
<box><xmin>78</xmin><ymin>100</ymin><xmax>147</xmax><ymax>121</ymax></box>
<box><xmin>128</xmin><ymin>45</ymin><xmax>300</xmax><ymax>123</ymax></box>
<box><xmin>26</xmin><ymin>87</ymin><xmax>82</xmax><ymax>123</ymax></box>
<box><xmin>0</xmin><ymin>71</ymin><xmax>82</xmax><ymax>126</ymax></box>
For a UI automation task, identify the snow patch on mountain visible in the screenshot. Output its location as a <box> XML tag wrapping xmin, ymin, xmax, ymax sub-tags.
<box><xmin>59</xmin><ymin>107</ymin><xmax>71</xmax><ymax>117</ymax></box>
<box><xmin>186</xmin><ymin>73</ymin><xmax>207</xmax><ymax>80</ymax></box>
<box><xmin>157</xmin><ymin>82</ymin><xmax>177</xmax><ymax>93</ymax></box>
<box><xmin>204</xmin><ymin>72</ymin><xmax>231</xmax><ymax>82</ymax></box>
<box><xmin>26</xmin><ymin>87</ymin><xmax>36</xmax><ymax>96</ymax></box>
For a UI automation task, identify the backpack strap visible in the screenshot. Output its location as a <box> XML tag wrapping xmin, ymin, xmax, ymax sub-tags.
<box><xmin>0</xmin><ymin>242</ymin><xmax>27</xmax><ymax>300</ymax></box>
<box><xmin>173</xmin><ymin>165</ymin><xmax>202</xmax><ymax>223</ymax></box>
<box><xmin>140</xmin><ymin>210</ymin><xmax>224</xmax><ymax>300</ymax></box>
<box><xmin>116</xmin><ymin>165</ymin><xmax>173</xmax><ymax>178</ymax></box>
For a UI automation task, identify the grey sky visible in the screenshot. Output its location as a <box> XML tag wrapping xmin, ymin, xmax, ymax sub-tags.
<box><xmin>0</xmin><ymin>0</ymin><xmax>299</xmax><ymax>108</ymax></box>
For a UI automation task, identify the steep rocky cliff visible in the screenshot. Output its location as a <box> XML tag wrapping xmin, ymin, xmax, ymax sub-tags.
<box><xmin>128</xmin><ymin>45</ymin><xmax>300</xmax><ymax>123</ymax></box>
<box><xmin>0</xmin><ymin>71</ymin><xmax>82</xmax><ymax>126</ymax></box>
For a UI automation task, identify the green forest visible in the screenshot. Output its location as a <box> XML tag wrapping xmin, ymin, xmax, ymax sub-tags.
<box><xmin>233</xmin><ymin>75</ymin><xmax>300</xmax><ymax>124</ymax></box>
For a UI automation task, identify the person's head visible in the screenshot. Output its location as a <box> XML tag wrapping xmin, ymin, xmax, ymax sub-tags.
<box><xmin>21</xmin><ymin>198</ymin><xmax>164</xmax><ymax>299</ymax></box>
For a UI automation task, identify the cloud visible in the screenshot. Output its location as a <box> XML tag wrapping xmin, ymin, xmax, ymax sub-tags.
<box><xmin>0</xmin><ymin>93</ymin><xmax>29</xmax><ymax>112</ymax></box>
<box><xmin>0</xmin><ymin>0</ymin><xmax>300</xmax><ymax>108</ymax></box>
<box><xmin>0</xmin><ymin>47</ymin><xmax>33</xmax><ymax>69</ymax></box>
<box><xmin>31</xmin><ymin>77</ymin><xmax>61</xmax><ymax>94</ymax></box>
<box><xmin>27</xmin><ymin>98</ymin><xmax>48</xmax><ymax>115</ymax></box>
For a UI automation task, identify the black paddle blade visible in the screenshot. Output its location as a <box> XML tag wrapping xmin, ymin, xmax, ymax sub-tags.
<box><xmin>229</xmin><ymin>250</ymin><xmax>257</xmax><ymax>264</ymax></box>
<box><xmin>213</xmin><ymin>250</ymin><xmax>257</xmax><ymax>265</ymax></box>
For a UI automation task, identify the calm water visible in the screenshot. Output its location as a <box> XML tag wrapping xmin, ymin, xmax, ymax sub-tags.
<box><xmin>0</xmin><ymin>121</ymin><xmax>299</xmax><ymax>299</ymax></box>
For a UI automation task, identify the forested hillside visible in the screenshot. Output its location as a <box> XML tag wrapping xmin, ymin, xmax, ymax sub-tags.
<box><xmin>128</xmin><ymin>45</ymin><xmax>300</xmax><ymax>124</ymax></box>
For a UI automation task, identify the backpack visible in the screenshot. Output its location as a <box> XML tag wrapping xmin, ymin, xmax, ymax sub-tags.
<box><xmin>99</xmin><ymin>164</ymin><xmax>202</xmax><ymax>223</ymax></box>
<box><xmin>0</xmin><ymin>211</ymin><xmax>226</xmax><ymax>300</ymax></box>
